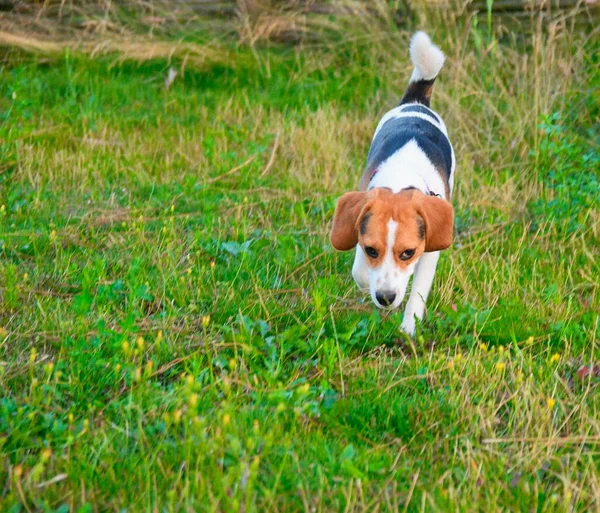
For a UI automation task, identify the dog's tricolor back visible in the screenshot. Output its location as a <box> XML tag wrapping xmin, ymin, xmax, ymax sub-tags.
<box><xmin>360</xmin><ymin>32</ymin><xmax>454</xmax><ymax>197</ymax></box>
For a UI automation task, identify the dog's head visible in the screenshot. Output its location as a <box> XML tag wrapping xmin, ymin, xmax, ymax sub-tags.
<box><xmin>330</xmin><ymin>188</ymin><xmax>454</xmax><ymax>309</ymax></box>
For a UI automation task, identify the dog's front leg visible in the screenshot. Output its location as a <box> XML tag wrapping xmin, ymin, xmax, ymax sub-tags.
<box><xmin>401</xmin><ymin>251</ymin><xmax>440</xmax><ymax>336</ymax></box>
<box><xmin>351</xmin><ymin>245</ymin><xmax>369</xmax><ymax>292</ymax></box>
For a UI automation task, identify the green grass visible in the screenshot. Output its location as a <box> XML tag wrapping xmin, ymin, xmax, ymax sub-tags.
<box><xmin>0</xmin><ymin>7</ymin><xmax>599</xmax><ymax>512</ymax></box>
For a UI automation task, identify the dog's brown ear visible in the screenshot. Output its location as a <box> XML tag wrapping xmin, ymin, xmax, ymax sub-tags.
<box><xmin>415</xmin><ymin>194</ymin><xmax>454</xmax><ymax>252</ymax></box>
<box><xmin>330</xmin><ymin>191</ymin><xmax>368</xmax><ymax>251</ymax></box>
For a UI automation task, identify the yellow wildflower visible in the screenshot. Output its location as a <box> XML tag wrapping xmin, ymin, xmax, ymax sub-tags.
<box><xmin>173</xmin><ymin>409</ymin><xmax>182</xmax><ymax>423</ymax></box>
<box><xmin>40</xmin><ymin>448</ymin><xmax>52</xmax><ymax>462</ymax></box>
<box><xmin>297</xmin><ymin>383</ymin><xmax>310</xmax><ymax>395</ymax></box>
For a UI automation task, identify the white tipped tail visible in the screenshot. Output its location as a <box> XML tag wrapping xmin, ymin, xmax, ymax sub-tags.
<box><xmin>409</xmin><ymin>31</ymin><xmax>445</xmax><ymax>83</ymax></box>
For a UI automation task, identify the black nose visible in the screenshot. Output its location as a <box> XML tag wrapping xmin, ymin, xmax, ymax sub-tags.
<box><xmin>376</xmin><ymin>290</ymin><xmax>396</xmax><ymax>306</ymax></box>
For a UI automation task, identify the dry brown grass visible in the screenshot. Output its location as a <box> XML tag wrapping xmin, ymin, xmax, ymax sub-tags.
<box><xmin>0</xmin><ymin>28</ymin><xmax>234</xmax><ymax>67</ymax></box>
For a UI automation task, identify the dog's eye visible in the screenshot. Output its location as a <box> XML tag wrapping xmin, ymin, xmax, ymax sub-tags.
<box><xmin>364</xmin><ymin>246</ymin><xmax>379</xmax><ymax>258</ymax></box>
<box><xmin>400</xmin><ymin>249</ymin><xmax>416</xmax><ymax>260</ymax></box>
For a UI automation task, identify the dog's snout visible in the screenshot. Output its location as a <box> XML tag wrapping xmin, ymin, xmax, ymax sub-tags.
<box><xmin>375</xmin><ymin>290</ymin><xmax>396</xmax><ymax>306</ymax></box>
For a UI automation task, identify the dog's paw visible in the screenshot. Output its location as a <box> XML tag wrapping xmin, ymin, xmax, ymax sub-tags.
<box><xmin>400</xmin><ymin>316</ymin><xmax>416</xmax><ymax>337</ymax></box>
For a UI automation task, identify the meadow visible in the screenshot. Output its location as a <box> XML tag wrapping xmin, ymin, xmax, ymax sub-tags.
<box><xmin>0</xmin><ymin>1</ymin><xmax>599</xmax><ymax>511</ymax></box>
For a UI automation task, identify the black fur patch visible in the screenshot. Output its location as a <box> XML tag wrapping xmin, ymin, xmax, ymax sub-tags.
<box><xmin>366</xmin><ymin>116</ymin><xmax>453</xmax><ymax>181</ymax></box>
<box><xmin>399</xmin><ymin>104</ymin><xmax>440</xmax><ymax>123</ymax></box>
<box><xmin>359</xmin><ymin>212</ymin><xmax>372</xmax><ymax>235</ymax></box>
<box><xmin>400</xmin><ymin>79</ymin><xmax>435</xmax><ymax>107</ymax></box>
<box><xmin>416</xmin><ymin>216</ymin><xmax>426</xmax><ymax>240</ymax></box>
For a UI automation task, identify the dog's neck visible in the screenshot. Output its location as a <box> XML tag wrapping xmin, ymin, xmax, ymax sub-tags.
<box><xmin>367</xmin><ymin>171</ymin><xmax>443</xmax><ymax>198</ymax></box>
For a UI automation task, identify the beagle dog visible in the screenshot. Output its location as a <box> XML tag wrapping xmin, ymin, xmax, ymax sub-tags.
<box><xmin>330</xmin><ymin>32</ymin><xmax>455</xmax><ymax>336</ymax></box>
